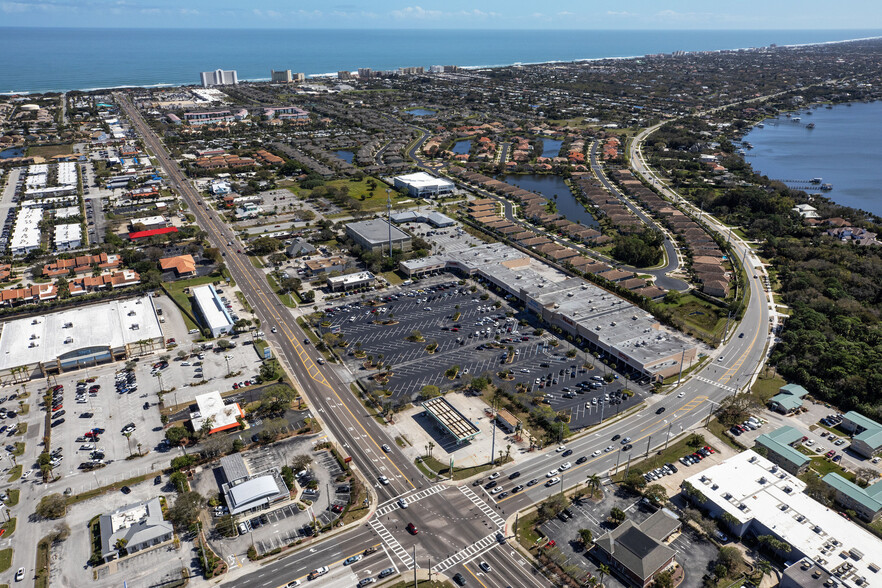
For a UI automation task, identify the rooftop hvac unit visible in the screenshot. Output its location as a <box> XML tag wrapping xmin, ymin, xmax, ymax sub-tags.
<box><xmin>64</xmin><ymin>337</ymin><xmax>73</xmax><ymax>344</ymax></box>
<box><xmin>63</xmin><ymin>322</ymin><xmax>73</xmax><ymax>328</ymax></box>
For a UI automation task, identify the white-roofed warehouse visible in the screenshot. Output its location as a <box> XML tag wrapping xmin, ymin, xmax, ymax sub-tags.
<box><xmin>393</xmin><ymin>172</ymin><xmax>454</xmax><ymax>197</ymax></box>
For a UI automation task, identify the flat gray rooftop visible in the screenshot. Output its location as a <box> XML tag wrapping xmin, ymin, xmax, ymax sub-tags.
<box><xmin>347</xmin><ymin>219</ymin><xmax>410</xmax><ymax>246</ymax></box>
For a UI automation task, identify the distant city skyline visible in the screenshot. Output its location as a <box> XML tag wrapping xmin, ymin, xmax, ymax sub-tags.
<box><xmin>2</xmin><ymin>1</ymin><xmax>881</xmax><ymax>30</ymax></box>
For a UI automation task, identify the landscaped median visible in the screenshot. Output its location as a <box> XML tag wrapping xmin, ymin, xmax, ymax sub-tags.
<box><xmin>414</xmin><ymin>455</ymin><xmax>511</xmax><ymax>481</ymax></box>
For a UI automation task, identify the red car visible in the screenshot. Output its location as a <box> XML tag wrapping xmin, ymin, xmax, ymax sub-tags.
<box><xmin>232</xmin><ymin>383</ymin><xmax>239</xmax><ymax>389</ymax></box>
<box><xmin>406</xmin><ymin>523</ymin><xmax>418</xmax><ymax>535</ymax></box>
<box><xmin>331</xmin><ymin>504</ymin><xmax>344</xmax><ymax>513</ymax></box>
<box><xmin>52</xmin><ymin>404</ymin><xmax>63</xmax><ymax>411</ymax></box>
<box><xmin>826</xmin><ymin>450</ymin><xmax>836</xmax><ymax>458</ymax></box>
<box><xmin>52</xmin><ymin>385</ymin><xmax>63</xmax><ymax>392</ymax></box>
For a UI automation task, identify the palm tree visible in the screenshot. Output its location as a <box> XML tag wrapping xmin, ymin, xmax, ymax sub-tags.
<box><xmin>587</xmin><ymin>473</ymin><xmax>602</xmax><ymax>498</ymax></box>
<box><xmin>427</xmin><ymin>441</ymin><xmax>435</xmax><ymax>458</ymax></box>
<box><xmin>755</xmin><ymin>559</ymin><xmax>773</xmax><ymax>585</ymax></box>
<box><xmin>598</xmin><ymin>563</ymin><xmax>611</xmax><ymax>587</ymax></box>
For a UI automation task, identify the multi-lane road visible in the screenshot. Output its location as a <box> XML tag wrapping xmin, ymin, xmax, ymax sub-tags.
<box><xmin>116</xmin><ymin>92</ymin><xmax>772</xmax><ymax>587</ymax></box>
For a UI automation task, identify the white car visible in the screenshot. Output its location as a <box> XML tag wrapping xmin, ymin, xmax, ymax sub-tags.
<box><xmin>556</xmin><ymin>445</ymin><xmax>566</xmax><ymax>452</ymax></box>
<box><xmin>378</xmin><ymin>475</ymin><xmax>389</xmax><ymax>485</ymax></box>
<box><xmin>491</xmin><ymin>486</ymin><xmax>504</xmax><ymax>494</ymax></box>
<box><xmin>546</xmin><ymin>469</ymin><xmax>559</xmax><ymax>478</ymax></box>
<box><xmin>546</xmin><ymin>477</ymin><xmax>561</xmax><ymax>487</ymax></box>
<box><xmin>489</xmin><ymin>472</ymin><xmax>500</xmax><ymax>479</ymax></box>
<box><xmin>398</xmin><ymin>498</ymin><xmax>408</xmax><ymax>509</ymax></box>
<box><xmin>604</xmin><ymin>445</ymin><xmax>613</xmax><ymax>453</ymax></box>
<box><xmin>559</xmin><ymin>462</ymin><xmax>572</xmax><ymax>470</ymax></box>
<box><xmin>15</xmin><ymin>568</ymin><xmax>24</xmax><ymax>581</ymax></box>
<box><xmin>677</xmin><ymin>391</ymin><xmax>685</xmax><ymax>398</ymax></box>
<box><xmin>592</xmin><ymin>450</ymin><xmax>601</xmax><ymax>457</ymax></box>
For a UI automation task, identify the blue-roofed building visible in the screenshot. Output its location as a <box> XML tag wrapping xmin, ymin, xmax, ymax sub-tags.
<box><xmin>840</xmin><ymin>411</ymin><xmax>882</xmax><ymax>458</ymax></box>
<box><xmin>768</xmin><ymin>383</ymin><xmax>809</xmax><ymax>414</ymax></box>
<box><xmin>822</xmin><ymin>473</ymin><xmax>882</xmax><ymax>522</ymax></box>
<box><xmin>754</xmin><ymin>426</ymin><xmax>811</xmax><ymax>475</ymax></box>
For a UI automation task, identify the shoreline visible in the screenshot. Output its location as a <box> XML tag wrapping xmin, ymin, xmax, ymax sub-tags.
<box><xmin>1</xmin><ymin>32</ymin><xmax>881</xmax><ymax>95</ymax></box>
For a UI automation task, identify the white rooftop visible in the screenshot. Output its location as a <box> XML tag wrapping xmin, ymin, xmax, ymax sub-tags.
<box><xmin>328</xmin><ymin>271</ymin><xmax>375</xmax><ymax>286</ymax></box>
<box><xmin>686</xmin><ymin>450</ymin><xmax>882</xmax><ymax>587</ymax></box>
<box><xmin>190</xmin><ymin>391</ymin><xmax>242</xmax><ymax>432</ymax></box>
<box><xmin>191</xmin><ymin>284</ymin><xmax>233</xmax><ymax>332</ymax></box>
<box><xmin>0</xmin><ymin>296</ymin><xmax>163</xmax><ymax>369</ymax></box>
<box><xmin>394</xmin><ymin>171</ymin><xmax>454</xmax><ymax>189</ymax></box>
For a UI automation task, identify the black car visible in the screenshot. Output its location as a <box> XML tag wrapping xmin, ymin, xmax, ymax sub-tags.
<box><xmin>154</xmin><ymin>475</ymin><xmax>162</xmax><ymax>485</ymax></box>
<box><xmin>576</xmin><ymin>456</ymin><xmax>588</xmax><ymax>464</ymax></box>
<box><xmin>561</xmin><ymin>449</ymin><xmax>573</xmax><ymax>457</ymax></box>
<box><xmin>52</xmin><ymin>410</ymin><xmax>65</xmax><ymax>419</ymax></box>
<box><xmin>656</xmin><ymin>407</ymin><xmax>666</xmax><ymax>414</ymax></box>
<box><xmin>120</xmin><ymin>486</ymin><xmax>131</xmax><ymax>494</ymax></box>
<box><xmin>484</xmin><ymin>480</ymin><xmax>498</xmax><ymax>489</ymax></box>
<box><xmin>508</xmin><ymin>471</ymin><xmax>521</xmax><ymax>480</ymax></box>
<box><xmin>50</xmin><ymin>418</ymin><xmax>65</xmax><ymax>427</ymax></box>
<box><xmin>453</xmin><ymin>573</ymin><xmax>467</xmax><ymax>586</ymax></box>
<box><xmin>622</xmin><ymin>444</ymin><xmax>633</xmax><ymax>452</ymax></box>
<box><xmin>611</xmin><ymin>434</ymin><xmax>621</xmax><ymax>442</ymax></box>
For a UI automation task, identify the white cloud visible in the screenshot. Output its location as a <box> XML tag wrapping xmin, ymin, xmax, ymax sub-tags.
<box><xmin>606</xmin><ymin>10</ymin><xmax>637</xmax><ymax>17</ymax></box>
<box><xmin>179</xmin><ymin>7</ymin><xmax>198</xmax><ymax>15</ymax></box>
<box><xmin>390</xmin><ymin>5</ymin><xmax>443</xmax><ymax>20</ymax></box>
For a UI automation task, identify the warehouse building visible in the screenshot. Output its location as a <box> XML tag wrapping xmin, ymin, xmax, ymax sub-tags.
<box><xmin>99</xmin><ymin>498</ymin><xmax>173</xmax><ymax>563</ymax></box>
<box><xmin>393</xmin><ymin>172</ymin><xmax>455</xmax><ymax>198</ymax></box>
<box><xmin>191</xmin><ymin>284</ymin><xmax>234</xmax><ymax>337</ymax></box>
<box><xmin>346</xmin><ymin>219</ymin><xmax>412</xmax><ymax>254</ymax></box>
<box><xmin>0</xmin><ymin>296</ymin><xmax>164</xmax><ymax>383</ymax></box>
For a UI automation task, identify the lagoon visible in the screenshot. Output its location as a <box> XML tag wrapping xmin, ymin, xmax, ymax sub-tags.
<box><xmin>540</xmin><ymin>139</ymin><xmax>563</xmax><ymax>159</ymax></box>
<box><xmin>498</xmin><ymin>174</ymin><xmax>598</xmax><ymax>228</ymax></box>
<box><xmin>742</xmin><ymin>101</ymin><xmax>882</xmax><ymax>216</ymax></box>
<box><xmin>335</xmin><ymin>150</ymin><xmax>354</xmax><ymax>164</ymax></box>
<box><xmin>405</xmin><ymin>109</ymin><xmax>436</xmax><ymax>117</ymax></box>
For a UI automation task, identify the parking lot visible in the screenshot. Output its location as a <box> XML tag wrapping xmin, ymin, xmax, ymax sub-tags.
<box><xmin>326</xmin><ymin>276</ymin><xmax>644</xmax><ymax>430</ymax></box>
<box><xmin>195</xmin><ymin>436</ymin><xmax>350</xmax><ymax>558</ymax></box>
<box><xmin>538</xmin><ymin>486</ymin><xmax>719</xmax><ymax>588</ymax></box>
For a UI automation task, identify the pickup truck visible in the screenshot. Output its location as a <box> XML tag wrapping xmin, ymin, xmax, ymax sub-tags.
<box><xmin>308</xmin><ymin>566</ymin><xmax>329</xmax><ymax>580</ymax></box>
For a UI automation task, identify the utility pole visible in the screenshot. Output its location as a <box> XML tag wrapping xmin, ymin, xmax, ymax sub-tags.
<box><xmin>663</xmin><ymin>420</ymin><xmax>673</xmax><ymax>452</ymax></box>
<box><xmin>413</xmin><ymin>546</ymin><xmax>417</xmax><ymax>588</ymax></box>
<box><xmin>645</xmin><ymin>434</ymin><xmax>652</xmax><ymax>458</ymax></box>
<box><xmin>490</xmin><ymin>396</ymin><xmax>496</xmax><ymax>466</ymax></box>
<box><xmin>676</xmin><ymin>349</ymin><xmax>685</xmax><ymax>386</ymax></box>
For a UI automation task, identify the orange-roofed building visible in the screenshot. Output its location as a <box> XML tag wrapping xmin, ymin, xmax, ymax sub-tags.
<box><xmin>159</xmin><ymin>255</ymin><xmax>198</xmax><ymax>277</ymax></box>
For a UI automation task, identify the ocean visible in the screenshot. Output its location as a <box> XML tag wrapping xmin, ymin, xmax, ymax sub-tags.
<box><xmin>2</xmin><ymin>28</ymin><xmax>881</xmax><ymax>94</ymax></box>
<box><xmin>741</xmin><ymin>101</ymin><xmax>882</xmax><ymax>216</ymax></box>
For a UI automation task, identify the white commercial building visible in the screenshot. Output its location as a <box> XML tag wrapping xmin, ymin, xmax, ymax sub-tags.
<box><xmin>393</xmin><ymin>172</ymin><xmax>455</xmax><ymax>197</ymax></box>
<box><xmin>55</xmin><ymin>206</ymin><xmax>81</xmax><ymax>219</ymax></box>
<box><xmin>54</xmin><ymin>223</ymin><xmax>82</xmax><ymax>251</ymax></box>
<box><xmin>683</xmin><ymin>451</ymin><xmax>882</xmax><ymax>588</ymax></box>
<box><xmin>327</xmin><ymin>271</ymin><xmax>376</xmax><ymax>291</ymax></box>
<box><xmin>200</xmin><ymin>69</ymin><xmax>238</xmax><ymax>87</ymax></box>
<box><xmin>0</xmin><ymin>296</ymin><xmax>165</xmax><ymax>383</ymax></box>
<box><xmin>10</xmin><ymin>206</ymin><xmax>43</xmax><ymax>256</ymax></box>
<box><xmin>191</xmin><ymin>284</ymin><xmax>234</xmax><ymax>337</ymax></box>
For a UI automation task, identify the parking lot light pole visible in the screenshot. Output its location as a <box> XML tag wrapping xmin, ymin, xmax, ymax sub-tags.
<box><xmin>224</xmin><ymin>355</ymin><xmax>233</xmax><ymax>377</ymax></box>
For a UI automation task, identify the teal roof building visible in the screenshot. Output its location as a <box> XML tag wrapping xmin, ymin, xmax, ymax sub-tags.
<box><xmin>822</xmin><ymin>473</ymin><xmax>882</xmax><ymax>522</ymax></box>
<box><xmin>767</xmin><ymin>383</ymin><xmax>809</xmax><ymax>414</ymax></box>
<box><xmin>754</xmin><ymin>426</ymin><xmax>810</xmax><ymax>474</ymax></box>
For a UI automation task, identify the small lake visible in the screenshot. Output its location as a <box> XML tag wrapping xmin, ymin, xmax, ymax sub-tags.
<box><xmin>540</xmin><ymin>139</ymin><xmax>563</xmax><ymax>158</ymax></box>
<box><xmin>0</xmin><ymin>146</ymin><xmax>25</xmax><ymax>159</ymax></box>
<box><xmin>335</xmin><ymin>150</ymin><xmax>354</xmax><ymax>164</ymax></box>
<box><xmin>498</xmin><ymin>174</ymin><xmax>598</xmax><ymax>228</ymax></box>
<box><xmin>405</xmin><ymin>108</ymin><xmax>435</xmax><ymax>116</ymax></box>
<box><xmin>452</xmin><ymin>139</ymin><xmax>471</xmax><ymax>155</ymax></box>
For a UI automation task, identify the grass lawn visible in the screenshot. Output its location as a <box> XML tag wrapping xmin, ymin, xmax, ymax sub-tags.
<box><xmin>1</xmin><ymin>518</ymin><xmax>16</xmax><ymax>538</ymax></box>
<box><xmin>235</xmin><ymin>291</ymin><xmax>253</xmax><ymax>313</ymax></box>
<box><xmin>352</xmin><ymin>383</ymin><xmax>386</xmax><ymax>426</ymax></box>
<box><xmin>6</xmin><ymin>465</ymin><xmax>21</xmax><ymax>482</ymax></box>
<box><xmin>163</xmin><ymin>275</ymin><xmax>222</xmax><ymax>331</ymax></box>
<box><xmin>0</xmin><ymin>548</ymin><xmax>10</xmax><ymax>573</ymax></box>
<box><xmin>380</xmin><ymin>271</ymin><xmax>405</xmax><ymax>286</ymax></box>
<box><xmin>13</xmin><ymin>423</ymin><xmax>26</xmax><ymax>436</ymax></box>
<box><xmin>266</xmin><ymin>274</ymin><xmax>297</xmax><ymax>308</ymax></box>
<box><xmin>6</xmin><ymin>490</ymin><xmax>19</xmax><ymax>507</ymax></box>
<box><xmin>751</xmin><ymin>371</ymin><xmax>787</xmax><ymax>404</ymax></box>
<box><xmin>35</xmin><ymin>536</ymin><xmax>50</xmax><ymax>588</ymax></box>
<box><xmin>707</xmin><ymin>419</ymin><xmax>744</xmax><ymax>451</ymax></box>
<box><xmin>338</xmin><ymin>478</ymin><xmax>369</xmax><ymax>527</ymax></box>
<box><xmin>253</xmin><ymin>339</ymin><xmax>269</xmax><ymax>358</ymax></box>
<box><xmin>67</xmin><ymin>472</ymin><xmax>154</xmax><ymax>506</ymax></box>
<box><xmin>27</xmin><ymin>144</ymin><xmax>73</xmax><ymax>159</ymax></box>
<box><xmin>419</xmin><ymin>455</ymin><xmax>510</xmax><ymax>481</ymax></box>
<box><xmin>11</xmin><ymin>443</ymin><xmax>24</xmax><ymax>457</ymax></box>
<box><xmin>516</xmin><ymin>512</ymin><xmax>541</xmax><ymax>549</ymax></box>
<box><xmin>612</xmin><ymin>435</ymin><xmax>715</xmax><ymax>481</ymax></box>
<box><xmin>662</xmin><ymin>355</ymin><xmax>710</xmax><ymax>386</ymax></box>
<box><xmin>657</xmin><ymin>293</ymin><xmax>726</xmax><ymax>343</ymax></box>
<box><xmin>807</xmin><ymin>457</ymin><xmax>856</xmax><ymax>482</ymax></box>
<box><xmin>288</xmin><ymin>177</ymin><xmax>414</xmax><ymax>212</ymax></box>
<box><xmin>249</xmin><ymin>256</ymin><xmax>264</xmax><ymax>269</ymax></box>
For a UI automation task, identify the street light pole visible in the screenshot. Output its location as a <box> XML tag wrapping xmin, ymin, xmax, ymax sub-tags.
<box><xmin>663</xmin><ymin>420</ymin><xmax>673</xmax><ymax>452</ymax></box>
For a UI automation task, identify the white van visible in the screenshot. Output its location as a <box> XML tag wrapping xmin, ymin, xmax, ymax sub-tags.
<box><xmin>188</xmin><ymin>329</ymin><xmax>199</xmax><ymax>334</ymax></box>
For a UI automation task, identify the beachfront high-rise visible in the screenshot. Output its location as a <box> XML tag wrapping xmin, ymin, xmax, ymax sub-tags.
<box><xmin>200</xmin><ymin>69</ymin><xmax>238</xmax><ymax>87</ymax></box>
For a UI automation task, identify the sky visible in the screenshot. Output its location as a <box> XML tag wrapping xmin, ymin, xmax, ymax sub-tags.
<box><xmin>2</xmin><ymin>0</ymin><xmax>881</xmax><ymax>29</ymax></box>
